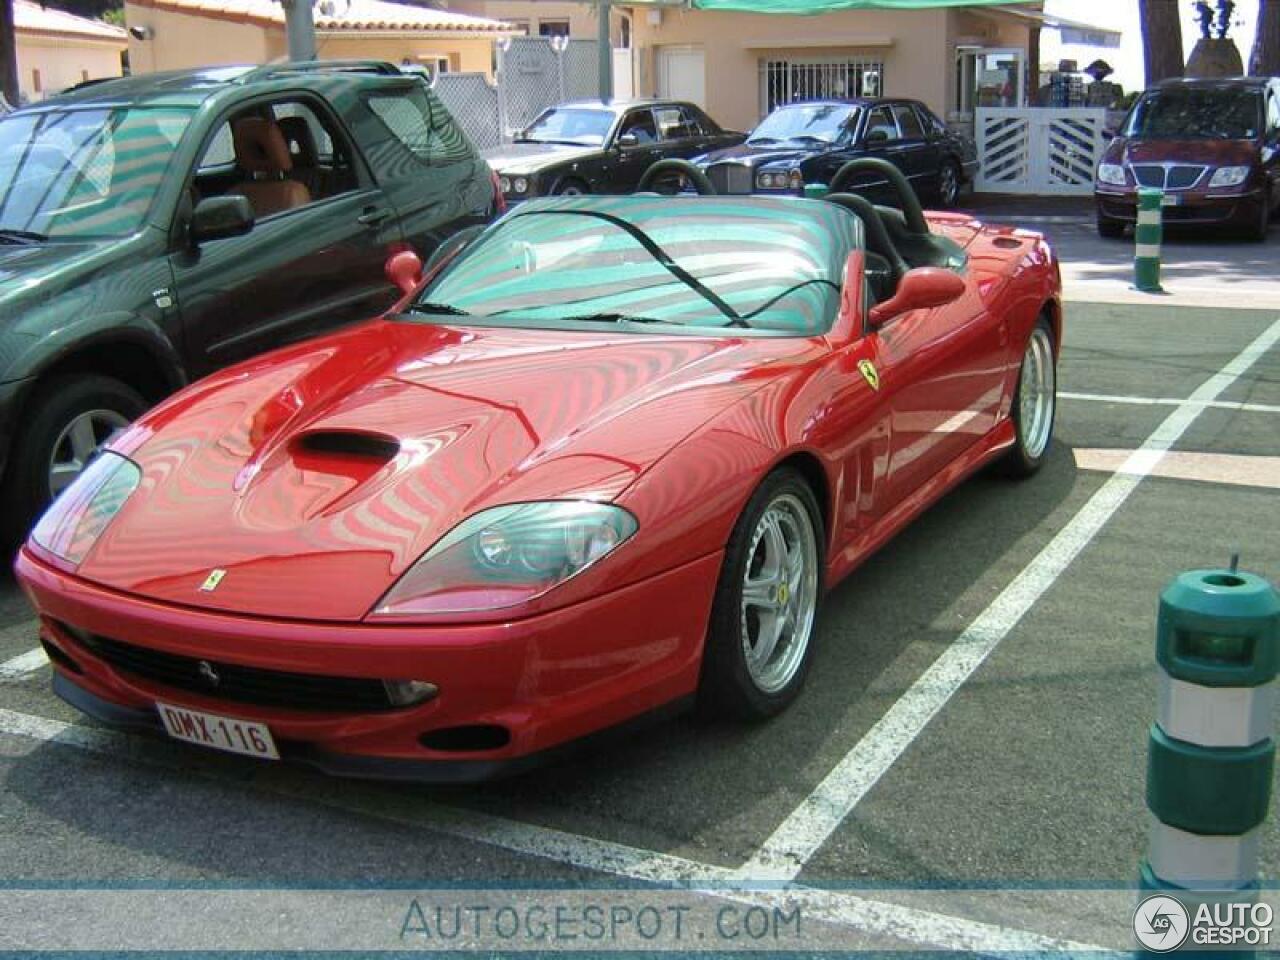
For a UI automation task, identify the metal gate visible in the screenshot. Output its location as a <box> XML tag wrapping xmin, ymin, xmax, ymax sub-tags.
<box><xmin>975</xmin><ymin>107</ymin><xmax>1106</xmax><ymax>196</ymax></box>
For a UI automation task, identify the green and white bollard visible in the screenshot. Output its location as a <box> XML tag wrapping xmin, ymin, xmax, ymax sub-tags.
<box><xmin>1143</xmin><ymin>560</ymin><xmax>1280</xmax><ymax>891</ymax></box>
<box><xmin>804</xmin><ymin>182</ymin><xmax>829</xmax><ymax>200</ymax></box>
<box><xmin>1134</xmin><ymin>186</ymin><xmax>1164</xmax><ymax>293</ymax></box>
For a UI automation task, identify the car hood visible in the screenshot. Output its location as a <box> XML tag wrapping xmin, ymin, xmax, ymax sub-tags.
<box><xmin>483</xmin><ymin>141</ymin><xmax>600</xmax><ymax>175</ymax></box>
<box><xmin>0</xmin><ymin>240</ymin><xmax>105</xmax><ymax>297</ymax></box>
<box><xmin>1107</xmin><ymin>138</ymin><xmax>1259</xmax><ymax>166</ymax></box>
<box><xmin>79</xmin><ymin>319</ymin><xmax>780</xmax><ymax>620</ymax></box>
<box><xmin>697</xmin><ymin>142</ymin><xmax>819</xmax><ymax>170</ymax></box>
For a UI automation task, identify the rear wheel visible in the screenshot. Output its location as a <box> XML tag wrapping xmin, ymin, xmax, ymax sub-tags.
<box><xmin>1</xmin><ymin>375</ymin><xmax>146</xmax><ymax>545</ymax></box>
<box><xmin>1003</xmin><ymin>318</ymin><xmax>1057</xmax><ymax>478</ymax></box>
<box><xmin>699</xmin><ymin>468</ymin><xmax>823</xmax><ymax>719</ymax></box>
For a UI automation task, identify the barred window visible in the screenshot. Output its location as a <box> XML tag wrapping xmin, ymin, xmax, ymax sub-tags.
<box><xmin>759</xmin><ymin>57</ymin><xmax>885</xmax><ymax>118</ymax></box>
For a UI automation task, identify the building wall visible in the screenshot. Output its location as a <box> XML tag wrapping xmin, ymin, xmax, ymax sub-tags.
<box><xmin>125</xmin><ymin>3</ymin><xmax>271</xmax><ymax>73</ymax></box>
<box><xmin>15</xmin><ymin>35</ymin><xmax>124</xmax><ymax>101</ymax></box>
<box><xmin>448</xmin><ymin>1</ymin><xmax>626</xmax><ymax>44</ymax></box>
<box><xmin>311</xmin><ymin>35</ymin><xmax>496</xmax><ymax>76</ymax></box>
<box><xmin>629</xmin><ymin>7</ymin><xmax>952</xmax><ymax>132</ymax></box>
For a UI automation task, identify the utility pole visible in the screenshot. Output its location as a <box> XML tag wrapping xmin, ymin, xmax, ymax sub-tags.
<box><xmin>282</xmin><ymin>0</ymin><xmax>316</xmax><ymax>62</ymax></box>
<box><xmin>597</xmin><ymin>0</ymin><xmax>612</xmax><ymax>102</ymax></box>
<box><xmin>1</xmin><ymin>0</ymin><xmax>19</xmax><ymax>107</ymax></box>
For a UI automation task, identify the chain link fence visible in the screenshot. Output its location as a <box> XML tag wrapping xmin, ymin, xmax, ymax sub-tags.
<box><xmin>431</xmin><ymin>37</ymin><xmax>604</xmax><ymax>150</ymax></box>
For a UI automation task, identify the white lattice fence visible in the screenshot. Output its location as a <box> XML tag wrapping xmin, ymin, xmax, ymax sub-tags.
<box><xmin>975</xmin><ymin>107</ymin><xmax>1106</xmax><ymax>196</ymax></box>
<box><xmin>432</xmin><ymin>73</ymin><xmax>501</xmax><ymax>151</ymax></box>
<box><xmin>561</xmin><ymin>39</ymin><xmax>601</xmax><ymax>101</ymax></box>
<box><xmin>498</xmin><ymin>37</ymin><xmax>566</xmax><ymax>136</ymax></box>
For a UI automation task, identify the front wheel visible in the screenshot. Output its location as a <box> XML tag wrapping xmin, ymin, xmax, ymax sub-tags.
<box><xmin>1003</xmin><ymin>318</ymin><xmax>1057</xmax><ymax>478</ymax></box>
<box><xmin>2</xmin><ymin>374</ymin><xmax>147</xmax><ymax>545</ymax></box>
<box><xmin>937</xmin><ymin>161</ymin><xmax>961</xmax><ymax>208</ymax></box>
<box><xmin>1096</xmin><ymin>212</ymin><xmax>1125</xmax><ymax>238</ymax></box>
<box><xmin>699</xmin><ymin>468</ymin><xmax>823</xmax><ymax>719</ymax></box>
<box><xmin>553</xmin><ymin>178</ymin><xmax>589</xmax><ymax>197</ymax></box>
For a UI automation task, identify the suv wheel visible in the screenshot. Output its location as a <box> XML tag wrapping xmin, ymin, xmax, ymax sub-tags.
<box><xmin>3</xmin><ymin>375</ymin><xmax>146</xmax><ymax>545</ymax></box>
<box><xmin>1097</xmin><ymin>212</ymin><xmax>1125</xmax><ymax>238</ymax></box>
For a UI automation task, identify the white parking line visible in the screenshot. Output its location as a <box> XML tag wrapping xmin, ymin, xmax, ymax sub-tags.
<box><xmin>1060</xmin><ymin>391</ymin><xmax>1280</xmax><ymax>414</ymax></box>
<box><xmin>0</xmin><ymin>647</ymin><xmax>48</xmax><ymax>680</ymax></box>
<box><xmin>737</xmin><ymin>315</ymin><xmax>1280</xmax><ymax>884</ymax></box>
<box><xmin>0</xmin><ymin>706</ymin><xmax>1102</xmax><ymax>953</ymax></box>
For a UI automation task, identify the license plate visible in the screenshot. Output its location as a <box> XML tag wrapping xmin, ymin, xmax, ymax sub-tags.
<box><xmin>158</xmin><ymin>702</ymin><xmax>279</xmax><ymax>760</ymax></box>
<box><xmin>1161</xmin><ymin>194</ymin><xmax>1181</xmax><ymax>206</ymax></box>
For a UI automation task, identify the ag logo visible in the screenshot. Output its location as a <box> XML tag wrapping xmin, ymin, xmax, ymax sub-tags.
<box><xmin>200</xmin><ymin>569</ymin><xmax>227</xmax><ymax>592</ymax></box>
<box><xmin>1133</xmin><ymin>894</ymin><xmax>1190</xmax><ymax>952</ymax></box>
<box><xmin>858</xmin><ymin>359</ymin><xmax>880</xmax><ymax>391</ymax></box>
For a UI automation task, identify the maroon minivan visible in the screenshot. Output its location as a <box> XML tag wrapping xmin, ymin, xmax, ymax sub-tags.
<box><xmin>1094</xmin><ymin>77</ymin><xmax>1280</xmax><ymax>241</ymax></box>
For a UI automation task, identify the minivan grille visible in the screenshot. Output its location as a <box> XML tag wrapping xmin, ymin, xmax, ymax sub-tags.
<box><xmin>706</xmin><ymin>162</ymin><xmax>753</xmax><ymax>195</ymax></box>
<box><xmin>1131</xmin><ymin>164</ymin><xmax>1207</xmax><ymax>191</ymax></box>
<box><xmin>73</xmin><ymin>630</ymin><xmax>395</xmax><ymax>713</ymax></box>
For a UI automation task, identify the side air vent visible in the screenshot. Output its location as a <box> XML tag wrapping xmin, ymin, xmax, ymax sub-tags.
<box><xmin>293</xmin><ymin>431</ymin><xmax>400</xmax><ymax>461</ymax></box>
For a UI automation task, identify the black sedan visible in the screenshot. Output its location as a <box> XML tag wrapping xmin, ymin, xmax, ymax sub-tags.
<box><xmin>483</xmin><ymin>99</ymin><xmax>744</xmax><ymax>201</ymax></box>
<box><xmin>694</xmin><ymin>98</ymin><xmax>977</xmax><ymax>206</ymax></box>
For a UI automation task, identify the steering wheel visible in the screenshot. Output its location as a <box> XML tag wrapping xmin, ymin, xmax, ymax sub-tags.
<box><xmin>828</xmin><ymin>158</ymin><xmax>929</xmax><ymax>236</ymax></box>
<box><xmin>637</xmin><ymin>159</ymin><xmax>717</xmax><ymax>196</ymax></box>
<box><xmin>824</xmin><ymin>192</ymin><xmax>908</xmax><ymax>290</ymax></box>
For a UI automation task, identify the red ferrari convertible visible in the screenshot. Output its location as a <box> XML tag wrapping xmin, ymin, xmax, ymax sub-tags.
<box><xmin>16</xmin><ymin>161</ymin><xmax>1061</xmax><ymax>781</ymax></box>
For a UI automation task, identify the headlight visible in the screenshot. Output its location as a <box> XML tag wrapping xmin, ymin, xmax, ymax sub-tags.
<box><xmin>512</xmin><ymin>176</ymin><xmax>529</xmax><ymax>194</ymax></box>
<box><xmin>757</xmin><ymin>172</ymin><xmax>778</xmax><ymax>190</ymax></box>
<box><xmin>1209</xmin><ymin>166</ymin><xmax>1250</xmax><ymax>188</ymax></box>
<box><xmin>788</xmin><ymin>169</ymin><xmax>804</xmax><ymax>191</ymax></box>
<box><xmin>30</xmin><ymin>452</ymin><xmax>141</xmax><ymax>567</ymax></box>
<box><xmin>371</xmin><ymin>501</ymin><xmax>638</xmax><ymax>618</ymax></box>
<box><xmin>1096</xmin><ymin>163</ymin><xmax>1126</xmax><ymax>186</ymax></box>
<box><xmin>499</xmin><ymin>175</ymin><xmax>512</xmax><ymax>194</ymax></box>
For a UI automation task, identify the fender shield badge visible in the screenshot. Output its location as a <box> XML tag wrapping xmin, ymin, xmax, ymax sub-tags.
<box><xmin>858</xmin><ymin>359</ymin><xmax>880</xmax><ymax>391</ymax></box>
<box><xmin>200</xmin><ymin>569</ymin><xmax>227</xmax><ymax>592</ymax></box>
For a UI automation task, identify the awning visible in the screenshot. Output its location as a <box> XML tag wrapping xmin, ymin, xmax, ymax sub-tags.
<box><xmin>690</xmin><ymin>0</ymin><xmax>1015</xmax><ymax>12</ymax></box>
<box><xmin>971</xmin><ymin>6</ymin><xmax>1122</xmax><ymax>47</ymax></box>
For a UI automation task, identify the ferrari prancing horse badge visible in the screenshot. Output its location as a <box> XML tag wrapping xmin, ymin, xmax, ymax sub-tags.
<box><xmin>858</xmin><ymin>359</ymin><xmax>880</xmax><ymax>391</ymax></box>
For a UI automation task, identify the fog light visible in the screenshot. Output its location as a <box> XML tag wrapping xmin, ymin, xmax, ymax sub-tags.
<box><xmin>383</xmin><ymin>679</ymin><xmax>439</xmax><ymax>707</ymax></box>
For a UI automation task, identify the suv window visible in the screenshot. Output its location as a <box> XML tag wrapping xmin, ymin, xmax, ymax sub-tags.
<box><xmin>366</xmin><ymin>85</ymin><xmax>471</xmax><ymax>166</ymax></box>
<box><xmin>892</xmin><ymin>104</ymin><xmax>924</xmax><ymax>139</ymax></box>
<box><xmin>1268</xmin><ymin>93</ymin><xmax>1280</xmax><ymax>136</ymax></box>
<box><xmin>864</xmin><ymin>106</ymin><xmax>898</xmax><ymax>142</ymax></box>
<box><xmin>655</xmin><ymin>106</ymin><xmax>694</xmax><ymax>141</ymax></box>
<box><xmin>687</xmin><ymin>106</ymin><xmax>719</xmax><ymax>135</ymax></box>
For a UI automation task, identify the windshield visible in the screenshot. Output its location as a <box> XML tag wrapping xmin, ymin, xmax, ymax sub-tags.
<box><xmin>1123</xmin><ymin>89</ymin><xmax>1262</xmax><ymax>140</ymax></box>
<box><xmin>519</xmin><ymin>108</ymin><xmax>615</xmax><ymax>146</ymax></box>
<box><xmin>0</xmin><ymin>106</ymin><xmax>192</xmax><ymax>239</ymax></box>
<box><xmin>748</xmin><ymin>104</ymin><xmax>859</xmax><ymax>146</ymax></box>
<box><xmin>412</xmin><ymin>199</ymin><xmax>857</xmax><ymax>334</ymax></box>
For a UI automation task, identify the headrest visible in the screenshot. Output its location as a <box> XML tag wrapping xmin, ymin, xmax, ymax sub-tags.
<box><xmin>232</xmin><ymin>116</ymin><xmax>293</xmax><ymax>174</ymax></box>
<box><xmin>277</xmin><ymin>116</ymin><xmax>319</xmax><ymax>168</ymax></box>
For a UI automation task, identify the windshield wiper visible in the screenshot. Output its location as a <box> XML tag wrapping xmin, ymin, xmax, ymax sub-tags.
<box><xmin>411</xmin><ymin>301</ymin><xmax>470</xmax><ymax>316</ymax></box>
<box><xmin>0</xmin><ymin>228</ymin><xmax>48</xmax><ymax>244</ymax></box>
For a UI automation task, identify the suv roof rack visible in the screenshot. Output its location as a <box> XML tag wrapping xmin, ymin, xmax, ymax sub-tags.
<box><xmin>233</xmin><ymin>60</ymin><xmax>404</xmax><ymax>85</ymax></box>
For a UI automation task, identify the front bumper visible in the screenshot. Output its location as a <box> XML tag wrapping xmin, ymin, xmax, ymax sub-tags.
<box><xmin>1094</xmin><ymin>187</ymin><xmax>1266</xmax><ymax>226</ymax></box>
<box><xmin>15</xmin><ymin>547</ymin><xmax>721</xmax><ymax>782</ymax></box>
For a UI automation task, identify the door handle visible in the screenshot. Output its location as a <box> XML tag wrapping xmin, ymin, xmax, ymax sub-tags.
<box><xmin>358</xmin><ymin>208</ymin><xmax>390</xmax><ymax>227</ymax></box>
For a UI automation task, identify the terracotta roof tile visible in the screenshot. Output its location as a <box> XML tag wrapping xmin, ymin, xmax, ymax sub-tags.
<box><xmin>130</xmin><ymin>0</ymin><xmax>517</xmax><ymax>34</ymax></box>
<box><xmin>15</xmin><ymin>0</ymin><xmax>128</xmax><ymax>43</ymax></box>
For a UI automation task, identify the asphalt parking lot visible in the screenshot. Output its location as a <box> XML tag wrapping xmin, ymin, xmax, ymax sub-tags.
<box><xmin>2</xmin><ymin>230</ymin><xmax>1278</xmax><ymax>951</ymax></box>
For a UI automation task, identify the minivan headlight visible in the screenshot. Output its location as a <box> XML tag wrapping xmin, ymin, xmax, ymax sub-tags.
<box><xmin>1097</xmin><ymin>163</ymin><xmax>1126</xmax><ymax>186</ymax></box>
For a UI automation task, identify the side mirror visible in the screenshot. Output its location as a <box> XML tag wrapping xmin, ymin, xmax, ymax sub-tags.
<box><xmin>386</xmin><ymin>250</ymin><xmax>424</xmax><ymax>297</ymax></box>
<box><xmin>189</xmin><ymin>195</ymin><xmax>254</xmax><ymax>245</ymax></box>
<box><xmin>869</xmin><ymin>267</ymin><xmax>965</xmax><ymax>327</ymax></box>
<box><xmin>616</xmin><ymin>132</ymin><xmax>640</xmax><ymax>149</ymax></box>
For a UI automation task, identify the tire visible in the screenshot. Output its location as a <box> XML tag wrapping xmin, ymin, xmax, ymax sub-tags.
<box><xmin>1096</xmin><ymin>213</ymin><xmax>1125</xmax><ymax>238</ymax></box>
<box><xmin>698</xmin><ymin>467</ymin><xmax>824</xmax><ymax>720</ymax></box>
<box><xmin>1</xmin><ymin>375</ymin><xmax>147</xmax><ymax>545</ymax></box>
<box><xmin>1003</xmin><ymin>317</ymin><xmax>1057</xmax><ymax>479</ymax></box>
<box><xmin>1247</xmin><ymin>200</ymin><xmax>1270</xmax><ymax>243</ymax></box>
<box><xmin>554</xmin><ymin>178</ymin><xmax>589</xmax><ymax>197</ymax></box>
<box><xmin>937</xmin><ymin>160</ymin><xmax>961</xmax><ymax>208</ymax></box>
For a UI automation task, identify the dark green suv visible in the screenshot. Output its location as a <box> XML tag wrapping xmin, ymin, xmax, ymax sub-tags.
<box><xmin>0</xmin><ymin>61</ymin><xmax>499</xmax><ymax>542</ymax></box>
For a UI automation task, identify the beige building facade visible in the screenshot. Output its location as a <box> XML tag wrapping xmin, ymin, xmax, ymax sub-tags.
<box><xmin>124</xmin><ymin>0</ymin><xmax>515</xmax><ymax>78</ymax></box>
<box><xmin>13</xmin><ymin>0</ymin><xmax>127</xmax><ymax>103</ymax></box>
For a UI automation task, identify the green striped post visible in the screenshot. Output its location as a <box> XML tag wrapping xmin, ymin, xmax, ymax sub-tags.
<box><xmin>1134</xmin><ymin>187</ymin><xmax>1164</xmax><ymax>293</ymax></box>
<box><xmin>803</xmin><ymin>182</ymin><xmax>829</xmax><ymax>200</ymax></box>
<box><xmin>1143</xmin><ymin>563</ymin><xmax>1280</xmax><ymax>893</ymax></box>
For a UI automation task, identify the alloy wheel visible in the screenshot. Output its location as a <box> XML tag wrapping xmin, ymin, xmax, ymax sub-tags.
<box><xmin>1017</xmin><ymin>327</ymin><xmax>1056</xmax><ymax>460</ymax></box>
<box><xmin>48</xmin><ymin>409</ymin><xmax>129</xmax><ymax>497</ymax></box>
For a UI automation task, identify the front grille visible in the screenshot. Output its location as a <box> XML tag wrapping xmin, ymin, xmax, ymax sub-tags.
<box><xmin>1131</xmin><ymin>164</ymin><xmax>1207</xmax><ymax>191</ymax></box>
<box><xmin>706</xmin><ymin>162</ymin><xmax>753</xmax><ymax>195</ymax></box>
<box><xmin>72</xmin><ymin>629</ymin><xmax>396</xmax><ymax>713</ymax></box>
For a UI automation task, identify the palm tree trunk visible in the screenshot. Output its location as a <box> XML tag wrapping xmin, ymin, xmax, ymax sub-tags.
<box><xmin>1250</xmin><ymin>0</ymin><xmax>1280</xmax><ymax>75</ymax></box>
<box><xmin>1140</xmin><ymin>0</ymin><xmax>1186</xmax><ymax>85</ymax></box>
